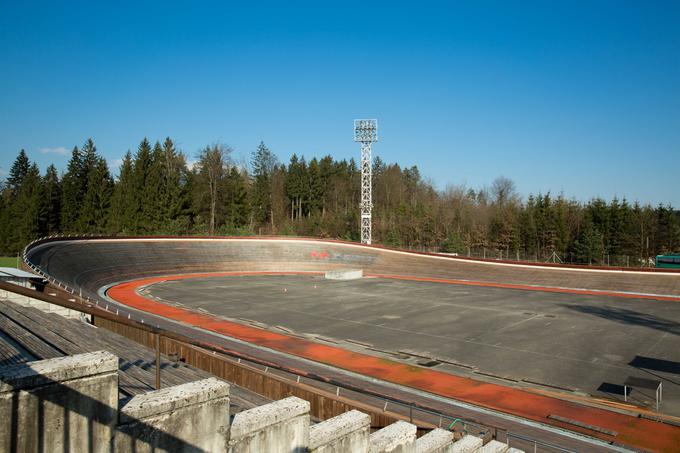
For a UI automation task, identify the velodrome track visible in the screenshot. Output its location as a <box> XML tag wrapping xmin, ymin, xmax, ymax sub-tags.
<box><xmin>25</xmin><ymin>236</ymin><xmax>680</xmax><ymax>300</ymax></box>
<box><xmin>24</xmin><ymin>237</ymin><xmax>680</xmax><ymax>451</ymax></box>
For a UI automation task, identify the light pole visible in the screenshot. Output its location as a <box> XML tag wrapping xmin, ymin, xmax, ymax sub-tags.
<box><xmin>354</xmin><ymin>119</ymin><xmax>378</xmax><ymax>245</ymax></box>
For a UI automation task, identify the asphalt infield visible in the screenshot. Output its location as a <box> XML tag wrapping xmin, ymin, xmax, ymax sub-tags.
<box><xmin>143</xmin><ymin>273</ymin><xmax>680</xmax><ymax>418</ymax></box>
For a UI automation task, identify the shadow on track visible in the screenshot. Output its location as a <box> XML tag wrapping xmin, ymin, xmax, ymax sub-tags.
<box><xmin>560</xmin><ymin>304</ymin><xmax>680</xmax><ymax>336</ymax></box>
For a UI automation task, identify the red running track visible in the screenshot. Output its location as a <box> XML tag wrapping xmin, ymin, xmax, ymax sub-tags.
<box><xmin>108</xmin><ymin>272</ymin><xmax>680</xmax><ymax>452</ymax></box>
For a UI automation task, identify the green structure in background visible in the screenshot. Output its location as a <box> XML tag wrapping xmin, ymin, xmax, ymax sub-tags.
<box><xmin>656</xmin><ymin>255</ymin><xmax>680</xmax><ymax>268</ymax></box>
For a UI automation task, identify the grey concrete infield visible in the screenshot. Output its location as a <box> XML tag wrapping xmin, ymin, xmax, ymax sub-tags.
<box><xmin>145</xmin><ymin>274</ymin><xmax>680</xmax><ymax>417</ymax></box>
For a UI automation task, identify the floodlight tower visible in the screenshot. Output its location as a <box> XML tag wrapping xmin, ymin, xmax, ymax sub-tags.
<box><xmin>354</xmin><ymin>119</ymin><xmax>378</xmax><ymax>245</ymax></box>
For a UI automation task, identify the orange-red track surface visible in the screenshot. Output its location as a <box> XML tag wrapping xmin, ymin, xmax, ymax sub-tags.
<box><xmin>108</xmin><ymin>272</ymin><xmax>680</xmax><ymax>452</ymax></box>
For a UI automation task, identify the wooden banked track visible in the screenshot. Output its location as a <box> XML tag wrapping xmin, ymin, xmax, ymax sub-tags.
<box><xmin>24</xmin><ymin>236</ymin><xmax>680</xmax><ymax>301</ymax></box>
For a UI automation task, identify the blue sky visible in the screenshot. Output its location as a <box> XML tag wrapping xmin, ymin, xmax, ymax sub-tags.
<box><xmin>1</xmin><ymin>1</ymin><xmax>678</xmax><ymax>206</ymax></box>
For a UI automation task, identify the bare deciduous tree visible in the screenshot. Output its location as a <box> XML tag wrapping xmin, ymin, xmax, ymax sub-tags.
<box><xmin>196</xmin><ymin>144</ymin><xmax>231</xmax><ymax>235</ymax></box>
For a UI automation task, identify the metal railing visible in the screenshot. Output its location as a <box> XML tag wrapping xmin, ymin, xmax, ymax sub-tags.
<box><xmin>507</xmin><ymin>432</ymin><xmax>577</xmax><ymax>453</ymax></box>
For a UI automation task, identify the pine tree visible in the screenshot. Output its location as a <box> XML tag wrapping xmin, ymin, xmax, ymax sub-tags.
<box><xmin>61</xmin><ymin>146</ymin><xmax>85</xmax><ymax>232</ymax></box>
<box><xmin>588</xmin><ymin>198</ymin><xmax>610</xmax><ymax>249</ymax></box>
<box><xmin>109</xmin><ymin>152</ymin><xmax>136</xmax><ymax>233</ymax></box>
<box><xmin>520</xmin><ymin>195</ymin><xmax>539</xmax><ymax>258</ymax></box>
<box><xmin>2</xmin><ymin>150</ymin><xmax>32</xmax><ymax>253</ymax></box>
<box><xmin>224</xmin><ymin>167</ymin><xmax>249</xmax><ymax>232</ymax></box>
<box><xmin>553</xmin><ymin>195</ymin><xmax>569</xmax><ymax>254</ymax></box>
<box><xmin>654</xmin><ymin>204</ymin><xmax>680</xmax><ymax>254</ymax></box>
<box><xmin>159</xmin><ymin>138</ymin><xmax>190</xmax><ymax>234</ymax></box>
<box><xmin>574</xmin><ymin>218</ymin><xmax>604</xmax><ymax>264</ymax></box>
<box><xmin>318</xmin><ymin>156</ymin><xmax>334</xmax><ymax>218</ymax></box>
<box><xmin>270</xmin><ymin>166</ymin><xmax>289</xmax><ymax>234</ymax></box>
<box><xmin>0</xmin><ymin>191</ymin><xmax>9</xmax><ymax>254</ymax></box>
<box><xmin>285</xmin><ymin>154</ymin><xmax>304</xmax><ymax>220</ymax></box>
<box><xmin>80</xmin><ymin>158</ymin><xmax>113</xmax><ymax>233</ymax></box>
<box><xmin>440</xmin><ymin>232</ymin><xmax>466</xmax><ymax>253</ymax></box>
<box><xmin>132</xmin><ymin>138</ymin><xmax>153</xmax><ymax>233</ymax></box>
<box><xmin>250</xmin><ymin>142</ymin><xmax>277</xmax><ymax>228</ymax></box>
<box><xmin>145</xmin><ymin>141</ymin><xmax>165</xmax><ymax>231</ymax></box>
<box><xmin>43</xmin><ymin>164</ymin><xmax>61</xmax><ymax>234</ymax></box>
<box><xmin>7</xmin><ymin>149</ymin><xmax>30</xmax><ymax>198</ymax></box>
<box><xmin>14</xmin><ymin>163</ymin><xmax>46</xmax><ymax>249</ymax></box>
<box><xmin>75</xmin><ymin>139</ymin><xmax>113</xmax><ymax>232</ymax></box>
<box><xmin>307</xmin><ymin>158</ymin><xmax>323</xmax><ymax>216</ymax></box>
<box><xmin>81</xmin><ymin>139</ymin><xmax>99</xmax><ymax>178</ymax></box>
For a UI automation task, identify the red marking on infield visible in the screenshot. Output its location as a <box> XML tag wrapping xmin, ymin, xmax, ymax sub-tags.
<box><xmin>108</xmin><ymin>272</ymin><xmax>680</xmax><ymax>452</ymax></box>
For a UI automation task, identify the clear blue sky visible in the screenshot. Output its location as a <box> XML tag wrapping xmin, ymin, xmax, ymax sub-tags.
<box><xmin>1</xmin><ymin>1</ymin><xmax>678</xmax><ymax>206</ymax></box>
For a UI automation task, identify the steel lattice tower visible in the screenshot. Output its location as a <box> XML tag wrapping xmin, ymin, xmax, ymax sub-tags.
<box><xmin>353</xmin><ymin>119</ymin><xmax>378</xmax><ymax>245</ymax></box>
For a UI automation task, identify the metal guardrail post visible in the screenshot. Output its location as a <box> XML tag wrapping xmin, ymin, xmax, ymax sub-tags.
<box><xmin>507</xmin><ymin>432</ymin><xmax>576</xmax><ymax>453</ymax></box>
<box><xmin>155</xmin><ymin>333</ymin><xmax>161</xmax><ymax>389</ymax></box>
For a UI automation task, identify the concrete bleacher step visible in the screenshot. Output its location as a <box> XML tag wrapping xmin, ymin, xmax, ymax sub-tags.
<box><xmin>416</xmin><ymin>428</ymin><xmax>454</xmax><ymax>452</ymax></box>
<box><xmin>0</xmin><ymin>300</ymin><xmax>271</xmax><ymax>411</ymax></box>
<box><xmin>369</xmin><ymin>420</ymin><xmax>417</xmax><ymax>452</ymax></box>
<box><xmin>477</xmin><ymin>439</ymin><xmax>510</xmax><ymax>453</ymax></box>
<box><xmin>1</xmin><ymin>348</ymin><xmax>521</xmax><ymax>453</ymax></box>
<box><xmin>450</xmin><ymin>434</ymin><xmax>484</xmax><ymax>452</ymax></box>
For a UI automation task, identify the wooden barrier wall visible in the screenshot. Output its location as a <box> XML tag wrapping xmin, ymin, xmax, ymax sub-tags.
<box><xmin>93</xmin><ymin>316</ymin><xmax>436</xmax><ymax>431</ymax></box>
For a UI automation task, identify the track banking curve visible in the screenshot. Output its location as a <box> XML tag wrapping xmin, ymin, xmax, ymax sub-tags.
<box><xmin>24</xmin><ymin>236</ymin><xmax>680</xmax><ymax>452</ymax></box>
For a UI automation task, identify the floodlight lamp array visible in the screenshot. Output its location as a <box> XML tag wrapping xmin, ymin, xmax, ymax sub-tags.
<box><xmin>354</xmin><ymin>119</ymin><xmax>378</xmax><ymax>143</ymax></box>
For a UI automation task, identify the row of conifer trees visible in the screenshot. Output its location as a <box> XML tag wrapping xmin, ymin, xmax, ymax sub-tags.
<box><xmin>1</xmin><ymin>138</ymin><xmax>678</xmax><ymax>264</ymax></box>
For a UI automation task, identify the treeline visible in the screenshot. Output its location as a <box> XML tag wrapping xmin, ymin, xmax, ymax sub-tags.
<box><xmin>1</xmin><ymin>138</ymin><xmax>679</xmax><ymax>265</ymax></box>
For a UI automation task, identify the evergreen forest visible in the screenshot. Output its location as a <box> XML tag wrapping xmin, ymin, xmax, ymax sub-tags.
<box><xmin>1</xmin><ymin>138</ymin><xmax>678</xmax><ymax>266</ymax></box>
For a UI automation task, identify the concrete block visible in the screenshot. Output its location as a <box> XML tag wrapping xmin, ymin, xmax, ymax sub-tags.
<box><xmin>451</xmin><ymin>435</ymin><xmax>483</xmax><ymax>452</ymax></box>
<box><xmin>1</xmin><ymin>291</ymin><xmax>82</xmax><ymax>319</ymax></box>
<box><xmin>325</xmin><ymin>269</ymin><xmax>363</xmax><ymax>280</ymax></box>
<box><xmin>370</xmin><ymin>420</ymin><xmax>417</xmax><ymax>453</ymax></box>
<box><xmin>309</xmin><ymin>409</ymin><xmax>371</xmax><ymax>453</ymax></box>
<box><xmin>115</xmin><ymin>377</ymin><xmax>230</xmax><ymax>453</ymax></box>
<box><xmin>0</xmin><ymin>351</ymin><xmax>118</xmax><ymax>453</ymax></box>
<box><xmin>416</xmin><ymin>428</ymin><xmax>454</xmax><ymax>452</ymax></box>
<box><xmin>0</xmin><ymin>350</ymin><xmax>117</xmax><ymax>393</ymax></box>
<box><xmin>478</xmin><ymin>440</ymin><xmax>509</xmax><ymax>453</ymax></box>
<box><xmin>229</xmin><ymin>396</ymin><xmax>310</xmax><ymax>453</ymax></box>
<box><xmin>506</xmin><ymin>448</ymin><xmax>524</xmax><ymax>453</ymax></box>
